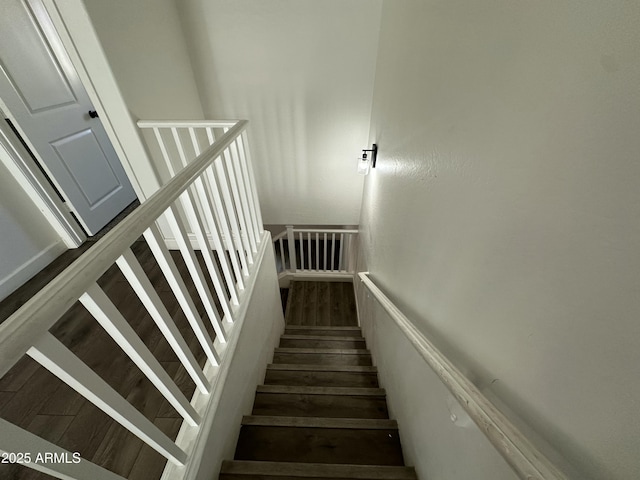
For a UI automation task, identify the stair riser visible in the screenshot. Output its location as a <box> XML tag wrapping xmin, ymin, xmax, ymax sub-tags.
<box><xmin>273</xmin><ymin>353</ymin><xmax>372</xmax><ymax>366</ymax></box>
<box><xmin>252</xmin><ymin>393</ymin><xmax>389</xmax><ymax>419</ymax></box>
<box><xmin>279</xmin><ymin>338</ymin><xmax>366</xmax><ymax>349</ymax></box>
<box><xmin>235</xmin><ymin>426</ymin><xmax>404</xmax><ymax>466</ymax></box>
<box><xmin>264</xmin><ymin>370</ymin><xmax>379</xmax><ymax>388</ymax></box>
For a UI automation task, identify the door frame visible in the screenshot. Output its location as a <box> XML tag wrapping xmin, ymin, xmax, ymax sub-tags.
<box><xmin>0</xmin><ymin>0</ymin><xmax>161</xmax><ymax>248</ymax></box>
<box><xmin>0</xmin><ymin>103</ymin><xmax>85</xmax><ymax>247</ymax></box>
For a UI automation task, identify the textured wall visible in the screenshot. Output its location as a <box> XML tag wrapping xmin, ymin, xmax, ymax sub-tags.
<box><xmin>176</xmin><ymin>0</ymin><xmax>382</xmax><ymax>225</ymax></box>
<box><xmin>358</xmin><ymin>1</ymin><xmax>640</xmax><ymax>478</ymax></box>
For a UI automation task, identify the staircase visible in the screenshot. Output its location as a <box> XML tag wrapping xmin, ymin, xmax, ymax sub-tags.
<box><xmin>220</xmin><ymin>281</ymin><xmax>417</xmax><ymax>479</ymax></box>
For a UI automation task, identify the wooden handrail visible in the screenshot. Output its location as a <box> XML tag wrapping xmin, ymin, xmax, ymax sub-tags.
<box><xmin>137</xmin><ymin>119</ymin><xmax>240</xmax><ymax>128</ymax></box>
<box><xmin>0</xmin><ymin>121</ymin><xmax>247</xmax><ymax>379</ymax></box>
<box><xmin>358</xmin><ymin>272</ymin><xmax>569</xmax><ymax>480</ymax></box>
<box><xmin>291</xmin><ymin>228</ymin><xmax>358</xmax><ymax>234</ymax></box>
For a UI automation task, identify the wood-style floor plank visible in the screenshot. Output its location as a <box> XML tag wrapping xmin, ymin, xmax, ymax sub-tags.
<box><xmin>128</xmin><ymin>418</ymin><xmax>182</xmax><ymax>480</ymax></box>
<box><xmin>27</xmin><ymin>414</ymin><xmax>75</xmax><ymax>443</ymax></box>
<box><xmin>316</xmin><ymin>282</ymin><xmax>330</xmax><ymax>326</ymax></box>
<box><xmin>286</xmin><ymin>282</ymin><xmax>305</xmax><ymax>325</ymax></box>
<box><xmin>341</xmin><ymin>282</ymin><xmax>358</xmax><ymax>326</ymax></box>
<box><xmin>38</xmin><ymin>382</ymin><xmax>85</xmax><ymax>416</ymax></box>
<box><xmin>302</xmin><ymin>282</ymin><xmax>318</xmax><ymax>326</ymax></box>
<box><xmin>0</xmin><ymin>391</ymin><xmax>15</xmax><ymax>410</ymax></box>
<box><xmin>0</xmin><ymin>364</ymin><xmax>62</xmax><ymax>426</ymax></box>
<box><xmin>330</xmin><ymin>282</ymin><xmax>346</xmax><ymax>326</ymax></box>
<box><xmin>0</xmin><ymin>356</ymin><xmax>40</xmax><ymax>392</ymax></box>
<box><xmin>91</xmin><ymin>421</ymin><xmax>145</xmax><ymax>478</ymax></box>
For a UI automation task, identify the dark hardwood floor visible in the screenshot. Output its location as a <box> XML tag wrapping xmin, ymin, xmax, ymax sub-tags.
<box><xmin>0</xmin><ymin>200</ymin><xmax>139</xmax><ymax>325</ymax></box>
<box><xmin>0</xmin><ymin>238</ymin><xmax>220</xmax><ymax>480</ymax></box>
<box><xmin>285</xmin><ymin>281</ymin><xmax>357</xmax><ymax>326</ymax></box>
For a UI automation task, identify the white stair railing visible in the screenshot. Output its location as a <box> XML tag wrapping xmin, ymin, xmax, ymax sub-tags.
<box><xmin>273</xmin><ymin>226</ymin><xmax>358</xmax><ymax>278</ymax></box>
<box><xmin>0</xmin><ymin>120</ymin><xmax>265</xmax><ymax>480</ymax></box>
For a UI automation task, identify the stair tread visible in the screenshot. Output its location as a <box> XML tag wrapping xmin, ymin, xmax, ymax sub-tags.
<box><xmin>281</xmin><ymin>335</ymin><xmax>366</xmax><ymax>341</ymax></box>
<box><xmin>275</xmin><ymin>348</ymin><xmax>370</xmax><ymax>355</ymax></box>
<box><xmin>285</xmin><ymin>325</ymin><xmax>361</xmax><ymax>331</ymax></box>
<box><xmin>267</xmin><ymin>363</ymin><xmax>377</xmax><ymax>372</ymax></box>
<box><xmin>221</xmin><ymin>460</ymin><xmax>417</xmax><ymax>479</ymax></box>
<box><xmin>242</xmin><ymin>415</ymin><xmax>397</xmax><ymax>430</ymax></box>
<box><xmin>256</xmin><ymin>385</ymin><xmax>385</xmax><ymax>396</ymax></box>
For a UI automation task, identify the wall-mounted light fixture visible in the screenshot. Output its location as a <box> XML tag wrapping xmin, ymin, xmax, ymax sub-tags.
<box><xmin>357</xmin><ymin>144</ymin><xmax>377</xmax><ymax>175</ymax></box>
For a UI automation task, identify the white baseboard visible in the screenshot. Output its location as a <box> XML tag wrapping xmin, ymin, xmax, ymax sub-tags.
<box><xmin>0</xmin><ymin>241</ymin><xmax>66</xmax><ymax>301</ymax></box>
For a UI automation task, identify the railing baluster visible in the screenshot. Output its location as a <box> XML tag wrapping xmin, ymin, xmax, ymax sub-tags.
<box><xmin>206</xmin><ymin>127</ymin><xmax>215</xmax><ymax>145</ymax></box>
<box><xmin>215</xmin><ymin>155</ymin><xmax>250</xmax><ymax>277</ymax></box>
<box><xmin>143</xmin><ymin>224</ymin><xmax>220</xmax><ymax>366</ymax></box>
<box><xmin>80</xmin><ymin>283</ymin><xmax>200</xmax><ymax>427</ymax></box>
<box><xmin>230</xmin><ymin>139</ymin><xmax>257</xmax><ymax>253</ymax></box>
<box><xmin>323</xmin><ymin>233</ymin><xmax>328</xmax><ymax>272</ymax></box>
<box><xmin>241</xmin><ymin>130</ymin><xmax>264</xmax><ymax>233</ymax></box>
<box><xmin>154</xmin><ymin>126</ymin><xmax>238</xmax><ymax>314</ymax></box>
<box><xmin>164</xmin><ymin>205</ymin><xmax>228</xmax><ymax>341</ymax></box>
<box><xmin>347</xmin><ymin>233</ymin><xmax>356</xmax><ymax>273</ymax></box>
<box><xmin>116</xmin><ymin>248</ymin><xmax>210</xmax><ymax>394</ymax></box>
<box><xmin>307</xmin><ymin>232</ymin><xmax>312</xmax><ymax>270</ymax></box>
<box><xmin>299</xmin><ymin>231</ymin><xmax>304</xmax><ymax>270</ymax></box>
<box><xmin>170</xmin><ymin>130</ymin><xmax>235</xmax><ymax>321</ymax></box>
<box><xmin>204</xmin><ymin>165</ymin><xmax>245</xmax><ymax>290</ymax></box>
<box><xmin>28</xmin><ymin>333</ymin><xmax>187</xmax><ymax>465</ymax></box>
<box><xmin>331</xmin><ymin>233</ymin><xmax>336</xmax><ymax>272</ymax></box>
<box><xmin>235</xmin><ymin>136</ymin><xmax>261</xmax><ymax>243</ymax></box>
<box><xmin>188</xmin><ymin>129</ymin><xmax>240</xmax><ymax>307</ymax></box>
<box><xmin>338</xmin><ymin>233</ymin><xmax>345</xmax><ymax>271</ymax></box>
<box><xmin>286</xmin><ymin>225</ymin><xmax>297</xmax><ymax>272</ymax></box>
<box><xmin>0</xmin><ymin>417</ymin><xmax>126</xmax><ymax>480</ymax></box>
<box><xmin>278</xmin><ymin>237</ymin><xmax>285</xmax><ymax>271</ymax></box>
<box><xmin>315</xmin><ymin>233</ymin><xmax>320</xmax><ymax>272</ymax></box>
<box><xmin>223</xmin><ymin>147</ymin><xmax>254</xmax><ymax>265</ymax></box>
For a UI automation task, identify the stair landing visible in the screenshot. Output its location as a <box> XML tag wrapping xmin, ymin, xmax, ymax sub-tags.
<box><xmin>219</xmin><ymin>281</ymin><xmax>416</xmax><ymax>479</ymax></box>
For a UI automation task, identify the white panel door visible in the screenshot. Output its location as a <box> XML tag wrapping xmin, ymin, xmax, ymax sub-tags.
<box><xmin>0</xmin><ymin>0</ymin><xmax>136</xmax><ymax>235</ymax></box>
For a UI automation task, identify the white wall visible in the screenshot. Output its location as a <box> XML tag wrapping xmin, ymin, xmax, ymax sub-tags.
<box><xmin>358</xmin><ymin>1</ymin><xmax>640</xmax><ymax>479</ymax></box>
<box><xmin>82</xmin><ymin>0</ymin><xmax>203</xmax><ymax>122</ymax></box>
<box><xmin>0</xmin><ymin>156</ymin><xmax>65</xmax><ymax>301</ymax></box>
<box><xmin>82</xmin><ymin>0</ymin><xmax>205</xmax><ymax>187</ymax></box>
<box><xmin>176</xmin><ymin>0</ymin><xmax>381</xmax><ymax>225</ymax></box>
<box><xmin>356</xmin><ymin>281</ymin><xmax>519</xmax><ymax>480</ymax></box>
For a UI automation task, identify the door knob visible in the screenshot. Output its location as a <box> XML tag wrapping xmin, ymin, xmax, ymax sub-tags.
<box><xmin>88</xmin><ymin>110</ymin><xmax>99</xmax><ymax>118</ymax></box>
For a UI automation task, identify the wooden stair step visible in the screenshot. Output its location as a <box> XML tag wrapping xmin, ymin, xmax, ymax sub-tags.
<box><xmin>273</xmin><ymin>348</ymin><xmax>372</xmax><ymax>366</ymax></box>
<box><xmin>279</xmin><ymin>335</ymin><xmax>366</xmax><ymax>349</ymax></box>
<box><xmin>281</xmin><ymin>335</ymin><xmax>366</xmax><ymax>342</ymax></box>
<box><xmin>279</xmin><ymin>339</ymin><xmax>366</xmax><ymax>349</ymax></box>
<box><xmin>235</xmin><ymin>418</ymin><xmax>404</xmax><ymax>466</ymax></box>
<box><xmin>275</xmin><ymin>348</ymin><xmax>369</xmax><ymax>355</ymax></box>
<box><xmin>284</xmin><ymin>326</ymin><xmax>363</xmax><ymax>337</ymax></box>
<box><xmin>220</xmin><ymin>460</ymin><xmax>418</xmax><ymax>479</ymax></box>
<box><xmin>256</xmin><ymin>385</ymin><xmax>385</xmax><ymax>396</ymax></box>
<box><xmin>253</xmin><ymin>386</ymin><xmax>388</xmax><ymax>419</ymax></box>
<box><xmin>242</xmin><ymin>416</ymin><xmax>396</xmax><ymax>429</ymax></box>
<box><xmin>264</xmin><ymin>364</ymin><xmax>379</xmax><ymax>388</ymax></box>
<box><xmin>266</xmin><ymin>364</ymin><xmax>378</xmax><ymax>373</ymax></box>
